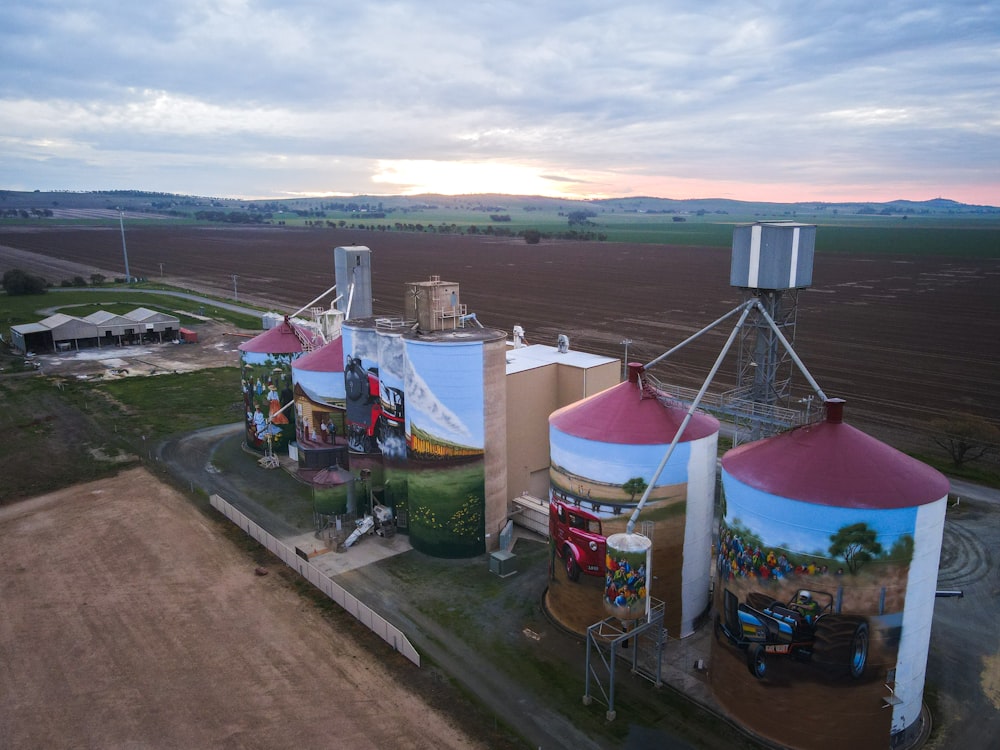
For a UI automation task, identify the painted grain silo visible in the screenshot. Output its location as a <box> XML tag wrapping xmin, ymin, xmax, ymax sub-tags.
<box><xmin>342</xmin><ymin>318</ymin><xmax>382</xmax><ymax>454</ymax></box>
<box><xmin>546</xmin><ymin>363</ymin><xmax>719</xmax><ymax>638</ymax></box>
<box><xmin>239</xmin><ymin>318</ymin><xmax>321</xmax><ymax>452</ymax></box>
<box><xmin>711</xmin><ymin>399</ymin><xmax>948</xmax><ymax>750</ymax></box>
<box><xmin>401</xmin><ymin>326</ymin><xmax>508</xmax><ymax>558</ymax></box>
<box><xmin>376</xmin><ymin>322</ymin><xmax>408</xmax><ymax>460</ymax></box>
<box><xmin>290</xmin><ymin>336</ymin><xmax>346</xmax><ymax>469</ymax></box>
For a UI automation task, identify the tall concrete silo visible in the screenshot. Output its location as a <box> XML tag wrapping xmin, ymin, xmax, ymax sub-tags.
<box><xmin>342</xmin><ymin>318</ymin><xmax>381</xmax><ymax>454</ymax></box>
<box><xmin>401</xmin><ymin>326</ymin><xmax>508</xmax><ymax>558</ymax></box>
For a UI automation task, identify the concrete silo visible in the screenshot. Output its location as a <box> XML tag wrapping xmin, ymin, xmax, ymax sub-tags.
<box><xmin>711</xmin><ymin>399</ymin><xmax>948</xmax><ymax>750</ymax></box>
<box><xmin>546</xmin><ymin>363</ymin><xmax>719</xmax><ymax>637</ymax></box>
<box><xmin>342</xmin><ymin>318</ymin><xmax>382</xmax><ymax>454</ymax></box>
<box><xmin>401</xmin><ymin>326</ymin><xmax>508</xmax><ymax>558</ymax></box>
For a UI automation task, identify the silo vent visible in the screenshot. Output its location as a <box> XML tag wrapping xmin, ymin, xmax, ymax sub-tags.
<box><xmin>825</xmin><ymin>397</ymin><xmax>846</xmax><ymax>424</ymax></box>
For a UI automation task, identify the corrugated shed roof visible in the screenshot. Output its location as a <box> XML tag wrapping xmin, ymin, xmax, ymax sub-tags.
<box><xmin>84</xmin><ymin>311</ymin><xmax>132</xmax><ymax>325</ymax></box>
<box><xmin>549</xmin><ymin>378</ymin><xmax>719</xmax><ymax>444</ymax></box>
<box><xmin>38</xmin><ymin>313</ymin><xmax>78</xmax><ymax>328</ymax></box>
<box><xmin>722</xmin><ymin>418</ymin><xmax>948</xmax><ymax>509</ymax></box>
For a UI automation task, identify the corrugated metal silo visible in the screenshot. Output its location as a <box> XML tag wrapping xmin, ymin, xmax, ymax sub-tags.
<box><xmin>291</xmin><ymin>336</ymin><xmax>345</xmax><ymax>462</ymax></box>
<box><xmin>711</xmin><ymin>399</ymin><xmax>948</xmax><ymax>750</ymax></box>
<box><xmin>546</xmin><ymin>363</ymin><xmax>719</xmax><ymax>637</ymax></box>
<box><xmin>238</xmin><ymin>319</ymin><xmax>320</xmax><ymax>452</ymax></box>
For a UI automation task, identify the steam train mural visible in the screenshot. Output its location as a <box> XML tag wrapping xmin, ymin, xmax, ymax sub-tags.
<box><xmin>340</xmin><ymin>318</ymin><xmax>503</xmax><ymax>557</ymax></box>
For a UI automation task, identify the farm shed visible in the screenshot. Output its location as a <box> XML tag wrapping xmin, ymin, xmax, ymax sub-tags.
<box><xmin>84</xmin><ymin>310</ymin><xmax>138</xmax><ymax>346</ymax></box>
<box><xmin>10</xmin><ymin>313</ymin><xmax>98</xmax><ymax>353</ymax></box>
<box><xmin>124</xmin><ymin>307</ymin><xmax>179</xmax><ymax>341</ymax></box>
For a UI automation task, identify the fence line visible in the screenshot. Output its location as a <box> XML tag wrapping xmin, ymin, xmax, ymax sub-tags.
<box><xmin>209</xmin><ymin>494</ymin><xmax>420</xmax><ymax>667</ymax></box>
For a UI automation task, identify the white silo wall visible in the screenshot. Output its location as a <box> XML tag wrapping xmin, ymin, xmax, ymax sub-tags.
<box><xmin>892</xmin><ymin>495</ymin><xmax>947</xmax><ymax>735</ymax></box>
<box><xmin>680</xmin><ymin>431</ymin><xmax>719</xmax><ymax>637</ymax></box>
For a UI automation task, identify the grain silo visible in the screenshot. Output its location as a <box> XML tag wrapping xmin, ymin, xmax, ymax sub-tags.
<box><xmin>342</xmin><ymin>318</ymin><xmax>381</xmax><ymax>454</ymax></box>
<box><xmin>401</xmin><ymin>325</ymin><xmax>508</xmax><ymax>558</ymax></box>
<box><xmin>711</xmin><ymin>399</ymin><xmax>948</xmax><ymax>750</ymax></box>
<box><xmin>290</xmin><ymin>336</ymin><xmax>347</xmax><ymax>470</ymax></box>
<box><xmin>239</xmin><ymin>318</ymin><xmax>321</xmax><ymax>452</ymax></box>
<box><xmin>546</xmin><ymin>363</ymin><xmax>719</xmax><ymax>637</ymax></box>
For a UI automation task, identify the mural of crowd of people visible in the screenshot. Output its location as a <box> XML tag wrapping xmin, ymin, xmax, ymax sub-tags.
<box><xmin>603</xmin><ymin>546</ymin><xmax>649</xmax><ymax>621</ymax></box>
<box><xmin>241</xmin><ymin>357</ymin><xmax>296</xmax><ymax>450</ymax></box>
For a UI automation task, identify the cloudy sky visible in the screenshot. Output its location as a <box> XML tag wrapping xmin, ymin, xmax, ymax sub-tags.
<box><xmin>3</xmin><ymin>1</ymin><xmax>998</xmax><ymax>204</ymax></box>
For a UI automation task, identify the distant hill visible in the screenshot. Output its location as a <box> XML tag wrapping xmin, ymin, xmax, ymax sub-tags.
<box><xmin>1</xmin><ymin>188</ymin><xmax>997</xmax><ymax>217</ymax></box>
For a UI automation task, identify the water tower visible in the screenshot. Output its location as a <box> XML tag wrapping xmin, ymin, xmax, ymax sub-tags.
<box><xmin>730</xmin><ymin>222</ymin><xmax>815</xmax><ymax>441</ymax></box>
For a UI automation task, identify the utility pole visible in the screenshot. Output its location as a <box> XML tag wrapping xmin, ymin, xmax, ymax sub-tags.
<box><xmin>620</xmin><ymin>338</ymin><xmax>632</xmax><ymax>380</ymax></box>
<box><xmin>119</xmin><ymin>210</ymin><xmax>131</xmax><ymax>283</ymax></box>
<box><xmin>158</xmin><ymin>262</ymin><xmax>164</xmax><ymax>277</ymax></box>
<box><xmin>232</xmin><ymin>274</ymin><xmax>239</xmax><ymax>301</ymax></box>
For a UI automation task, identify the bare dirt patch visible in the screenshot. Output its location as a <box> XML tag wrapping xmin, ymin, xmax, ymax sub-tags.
<box><xmin>0</xmin><ymin>468</ymin><xmax>486</xmax><ymax>749</ymax></box>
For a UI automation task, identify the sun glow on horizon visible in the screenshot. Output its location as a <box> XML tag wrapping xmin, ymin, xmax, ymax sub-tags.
<box><xmin>371</xmin><ymin>159</ymin><xmax>601</xmax><ymax>199</ymax></box>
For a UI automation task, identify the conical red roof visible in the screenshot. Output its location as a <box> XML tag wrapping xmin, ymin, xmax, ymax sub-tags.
<box><xmin>722</xmin><ymin>400</ymin><xmax>948</xmax><ymax>509</ymax></box>
<box><xmin>549</xmin><ymin>378</ymin><xmax>718</xmax><ymax>444</ymax></box>
<box><xmin>293</xmin><ymin>337</ymin><xmax>344</xmax><ymax>372</ymax></box>
<box><xmin>238</xmin><ymin>319</ymin><xmax>321</xmax><ymax>354</ymax></box>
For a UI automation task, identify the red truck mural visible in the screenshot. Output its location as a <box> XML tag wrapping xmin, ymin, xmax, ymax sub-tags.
<box><xmin>549</xmin><ymin>497</ymin><xmax>606</xmax><ymax>581</ymax></box>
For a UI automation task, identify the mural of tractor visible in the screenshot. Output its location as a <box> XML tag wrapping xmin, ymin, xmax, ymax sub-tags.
<box><xmin>715</xmin><ymin>587</ymin><xmax>870</xmax><ymax>681</ymax></box>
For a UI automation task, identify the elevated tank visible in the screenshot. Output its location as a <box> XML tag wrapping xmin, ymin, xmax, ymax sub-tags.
<box><xmin>546</xmin><ymin>363</ymin><xmax>719</xmax><ymax>637</ymax></box>
<box><xmin>604</xmin><ymin>533</ymin><xmax>652</xmax><ymax>621</ymax></box>
<box><xmin>238</xmin><ymin>318</ymin><xmax>321</xmax><ymax>452</ymax></box>
<box><xmin>711</xmin><ymin>399</ymin><xmax>948</xmax><ymax>750</ymax></box>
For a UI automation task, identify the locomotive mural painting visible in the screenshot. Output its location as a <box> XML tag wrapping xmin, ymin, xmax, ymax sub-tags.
<box><xmin>340</xmin><ymin>318</ymin><xmax>499</xmax><ymax>557</ymax></box>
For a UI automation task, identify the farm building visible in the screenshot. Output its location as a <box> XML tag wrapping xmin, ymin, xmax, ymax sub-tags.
<box><xmin>10</xmin><ymin>308</ymin><xmax>181</xmax><ymax>353</ymax></box>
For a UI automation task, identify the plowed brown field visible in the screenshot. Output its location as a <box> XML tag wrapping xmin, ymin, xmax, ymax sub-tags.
<box><xmin>3</xmin><ymin>224</ymin><xmax>999</xmax><ymax>454</ymax></box>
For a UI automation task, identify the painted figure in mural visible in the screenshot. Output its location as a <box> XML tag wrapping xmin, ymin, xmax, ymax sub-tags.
<box><xmin>251</xmin><ymin>404</ymin><xmax>267</xmax><ymax>440</ymax></box>
<box><xmin>794</xmin><ymin>590</ymin><xmax>821</xmax><ymax>622</ymax></box>
<box><xmin>267</xmin><ymin>384</ymin><xmax>289</xmax><ymax>425</ymax></box>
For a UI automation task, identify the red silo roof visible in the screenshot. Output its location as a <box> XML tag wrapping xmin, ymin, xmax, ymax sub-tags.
<box><xmin>238</xmin><ymin>319</ymin><xmax>321</xmax><ymax>355</ymax></box>
<box><xmin>722</xmin><ymin>401</ymin><xmax>948</xmax><ymax>509</ymax></box>
<box><xmin>549</xmin><ymin>378</ymin><xmax>719</xmax><ymax>444</ymax></box>
<box><xmin>292</xmin><ymin>337</ymin><xmax>344</xmax><ymax>372</ymax></box>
